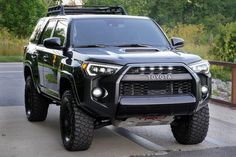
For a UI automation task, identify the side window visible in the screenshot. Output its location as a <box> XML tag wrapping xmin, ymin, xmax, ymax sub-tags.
<box><xmin>29</xmin><ymin>19</ymin><xmax>46</xmax><ymax>44</ymax></box>
<box><xmin>53</xmin><ymin>20</ymin><xmax>67</xmax><ymax>46</ymax></box>
<box><xmin>39</xmin><ymin>20</ymin><xmax>57</xmax><ymax>44</ymax></box>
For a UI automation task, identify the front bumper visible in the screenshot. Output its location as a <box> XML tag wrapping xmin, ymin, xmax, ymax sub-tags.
<box><xmin>79</xmin><ymin>63</ymin><xmax>211</xmax><ymax>119</ymax></box>
<box><xmin>117</xmin><ymin>95</ymin><xmax>196</xmax><ymax>118</ymax></box>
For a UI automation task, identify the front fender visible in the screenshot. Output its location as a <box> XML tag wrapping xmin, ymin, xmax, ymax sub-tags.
<box><xmin>59</xmin><ymin>58</ymin><xmax>83</xmax><ymax>105</ymax></box>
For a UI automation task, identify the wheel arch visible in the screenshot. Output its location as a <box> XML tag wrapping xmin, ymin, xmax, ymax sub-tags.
<box><xmin>59</xmin><ymin>72</ymin><xmax>81</xmax><ymax>104</ymax></box>
<box><xmin>60</xmin><ymin>76</ymin><xmax>72</xmax><ymax>98</ymax></box>
<box><xmin>24</xmin><ymin>64</ymin><xmax>42</xmax><ymax>94</ymax></box>
<box><xmin>24</xmin><ymin>64</ymin><xmax>33</xmax><ymax>81</ymax></box>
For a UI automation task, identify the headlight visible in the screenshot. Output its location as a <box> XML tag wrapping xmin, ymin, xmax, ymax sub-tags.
<box><xmin>82</xmin><ymin>62</ymin><xmax>122</xmax><ymax>76</ymax></box>
<box><xmin>189</xmin><ymin>60</ymin><xmax>210</xmax><ymax>74</ymax></box>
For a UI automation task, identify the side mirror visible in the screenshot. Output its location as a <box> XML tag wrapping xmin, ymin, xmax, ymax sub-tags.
<box><xmin>171</xmin><ymin>37</ymin><xmax>184</xmax><ymax>49</ymax></box>
<box><xmin>43</xmin><ymin>37</ymin><xmax>62</xmax><ymax>49</ymax></box>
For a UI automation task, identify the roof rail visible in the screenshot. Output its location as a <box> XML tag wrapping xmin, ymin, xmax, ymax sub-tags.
<box><xmin>47</xmin><ymin>5</ymin><xmax>128</xmax><ymax>16</ymax></box>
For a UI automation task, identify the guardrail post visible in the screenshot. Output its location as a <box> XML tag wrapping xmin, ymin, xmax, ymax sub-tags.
<box><xmin>232</xmin><ymin>67</ymin><xmax>236</xmax><ymax>107</ymax></box>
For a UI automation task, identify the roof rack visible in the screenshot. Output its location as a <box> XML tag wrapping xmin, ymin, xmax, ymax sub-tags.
<box><xmin>47</xmin><ymin>5</ymin><xmax>128</xmax><ymax>16</ymax></box>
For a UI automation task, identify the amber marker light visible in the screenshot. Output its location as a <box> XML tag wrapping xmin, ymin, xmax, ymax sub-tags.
<box><xmin>82</xmin><ymin>63</ymin><xmax>88</xmax><ymax>70</ymax></box>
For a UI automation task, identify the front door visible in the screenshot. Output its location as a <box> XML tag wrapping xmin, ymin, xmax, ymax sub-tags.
<box><xmin>43</xmin><ymin>20</ymin><xmax>68</xmax><ymax>98</ymax></box>
<box><xmin>37</xmin><ymin>19</ymin><xmax>57</xmax><ymax>92</ymax></box>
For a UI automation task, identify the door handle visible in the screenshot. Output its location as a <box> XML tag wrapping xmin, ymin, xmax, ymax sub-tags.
<box><xmin>43</xmin><ymin>55</ymin><xmax>49</xmax><ymax>61</ymax></box>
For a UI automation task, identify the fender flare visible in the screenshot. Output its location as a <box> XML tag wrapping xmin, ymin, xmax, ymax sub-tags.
<box><xmin>23</xmin><ymin>62</ymin><xmax>41</xmax><ymax>94</ymax></box>
<box><xmin>60</xmin><ymin>70</ymin><xmax>81</xmax><ymax>105</ymax></box>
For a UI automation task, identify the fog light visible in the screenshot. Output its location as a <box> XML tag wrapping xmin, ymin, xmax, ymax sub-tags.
<box><xmin>140</xmin><ymin>67</ymin><xmax>146</xmax><ymax>71</ymax></box>
<box><xmin>168</xmin><ymin>66</ymin><xmax>173</xmax><ymax>70</ymax></box>
<box><xmin>149</xmin><ymin>67</ymin><xmax>155</xmax><ymax>71</ymax></box>
<box><xmin>92</xmin><ymin>87</ymin><xmax>103</xmax><ymax>98</ymax></box>
<box><xmin>201</xmin><ymin>86</ymin><xmax>208</xmax><ymax>94</ymax></box>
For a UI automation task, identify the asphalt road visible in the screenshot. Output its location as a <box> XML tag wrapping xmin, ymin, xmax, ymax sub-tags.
<box><xmin>1</xmin><ymin>62</ymin><xmax>236</xmax><ymax>157</ymax></box>
<box><xmin>0</xmin><ymin>63</ymin><xmax>24</xmax><ymax>106</ymax></box>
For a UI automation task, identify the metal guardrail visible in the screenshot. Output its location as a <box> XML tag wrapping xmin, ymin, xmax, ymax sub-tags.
<box><xmin>209</xmin><ymin>60</ymin><xmax>236</xmax><ymax>107</ymax></box>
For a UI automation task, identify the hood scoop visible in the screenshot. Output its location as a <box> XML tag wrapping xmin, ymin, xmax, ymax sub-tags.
<box><xmin>123</xmin><ymin>48</ymin><xmax>159</xmax><ymax>53</ymax></box>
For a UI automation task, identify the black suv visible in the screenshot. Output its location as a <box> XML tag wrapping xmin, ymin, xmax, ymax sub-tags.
<box><xmin>23</xmin><ymin>5</ymin><xmax>211</xmax><ymax>151</ymax></box>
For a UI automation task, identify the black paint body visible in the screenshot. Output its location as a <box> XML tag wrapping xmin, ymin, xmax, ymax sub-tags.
<box><xmin>23</xmin><ymin>15</ymin><xmax>211</xmax><ymax>125</ymax></box>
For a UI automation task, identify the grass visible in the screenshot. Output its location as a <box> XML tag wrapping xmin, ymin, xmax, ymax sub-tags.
<box><xmin>181</xmin><ymin>43</ymin><xmax>212</xmax><ymax>59</ymax></box>
<box><xmin>0</xmin><ymin>27</ymin><xmax>27</xmax><ymax>62</ymax></box>
<box><xmin>0</xmin><ymin>56</ymin><xmax>23</xmax><ymax>62</ymax></box>
<box><xmin>210</xmin><ymin>65</ymin><xmax>232</xmax><ymax>81</ymax></box>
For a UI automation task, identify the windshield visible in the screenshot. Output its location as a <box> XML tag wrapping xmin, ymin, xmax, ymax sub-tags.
<box><xmin>71</xmin><ymin>18</ymin><xmax>171</xmax><ymax>50</ymax></box>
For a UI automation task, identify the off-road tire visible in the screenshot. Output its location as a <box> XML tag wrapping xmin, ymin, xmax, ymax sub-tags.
<box><xmin>60</xmin><ymin>90</ymin><xmax>94</xmax><ymax>151</ymax></box>
<box><xmin>25</xmin><ymin>76</ymin><xmax>49</xmax><ymax>121</ymax></box>
<box><xmin>171</xmin><ymin>105</ymin><xmax>209</xmax><ymax>144</ymax></box>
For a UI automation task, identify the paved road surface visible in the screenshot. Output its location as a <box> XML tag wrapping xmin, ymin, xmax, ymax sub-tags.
<box><xmin>1</xmin><ymin>62</ymin><xmax>236</xmax><ymax>157</ymax></box>
<box><xmin>0</xmin><ymin>63</ymin><xmax>24</xmax><ymax>106</ymax></box>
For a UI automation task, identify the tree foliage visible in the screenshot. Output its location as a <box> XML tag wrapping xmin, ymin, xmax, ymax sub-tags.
<box><xmin>84</xmin><ymin>0</ymin><xmax>236</xmax><ymax>28</ymax></box>
<box><xmin>0</xmin><ymin>0</ymin><xmax>47</xmax><ymax>37</ymax></box>
<box><xmin>210</xmin><ymin>22</ymin><xmax>236</xmax><ymax>62</ymax></box>
<box><xmin>0</xmin><ymin>0</ymin><xmax>235</xmax><ymax>62</ymax></box>
<box><xmin>84</xmin><ymin>0</ymin><xmax>236</xmax><ymax>62</ymax></box>
<box><xmin>84</xmin><ymin>0</ymin><xmax>153</xmax><ymax>16</ymax></box>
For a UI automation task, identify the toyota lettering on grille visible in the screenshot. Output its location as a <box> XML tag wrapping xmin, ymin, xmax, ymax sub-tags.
<box><xmin>147</xmin><ymin>74</ymin><xmax>172</xmax><ymax>80</ymax></box>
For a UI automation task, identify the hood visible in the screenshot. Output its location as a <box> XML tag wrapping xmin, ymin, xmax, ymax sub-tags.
<box><xmin>73</xmin><ymin>47</ymin><xmax>201</xmax><ymax>65</ymax></box>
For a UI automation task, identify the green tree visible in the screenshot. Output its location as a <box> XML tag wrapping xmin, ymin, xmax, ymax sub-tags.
<box><xmin>210</xmin><ymin>22</ymin><xmax>236</xmax><ymax>62</ymax></box>
<box><xmin>84</xmin><ymin>0</ymin><xmax>153</xmax><ymax>16</ymax></box>
<box><xmin>149</xmin><ymin>0</ymin><xmax>235</xmax><ymax>28</ymax></box>
<box><xmin>0</xmin><ymin>0</ymin><xmax>47</xmax><ymax>37</ymax></box>
<box><xmin>149</xmin><ymin>0</ymin><xmax>187</xmax><ymax>26</ymax></box>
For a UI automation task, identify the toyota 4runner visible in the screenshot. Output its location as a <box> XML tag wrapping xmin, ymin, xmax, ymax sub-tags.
<box><xmin>23</xmin><ymin>5</ymin><xmax>211</xmax><ymax>151</ymax></box>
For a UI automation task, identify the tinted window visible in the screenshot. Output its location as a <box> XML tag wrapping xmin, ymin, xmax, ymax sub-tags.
<box><xmin>53</xmin><ymin>20</ymin><xmax>67</xmax><ymax>46</ymax></box>
<box><xmin>29</xmin><ymin>19</ymin><xmax>46</xmax><ymax>44</ymax></box>
<box><xmin>72</xmin><ymin>18</ymin><xmax>170</xmax><ymax>50</ymax></box>
<box><xmin>40</xmin><ymin>20</ymin><xmax>57</xmax><ymax>44</ymax></box>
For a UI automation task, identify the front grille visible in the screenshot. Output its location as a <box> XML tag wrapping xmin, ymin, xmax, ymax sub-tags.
<box><xmin>120</xmin><ymin>81</ymin><xmax>193</xmax><ymax>96</ymax></box>
<box><xmin>127</xmin><ymin>66</ymin><xmax>188</xmax><ymax>74</ymax></box>
<box><xmin>120</xmin><ymin>65</ymin><xmax>195</xmax><ymax>97</ymax></box>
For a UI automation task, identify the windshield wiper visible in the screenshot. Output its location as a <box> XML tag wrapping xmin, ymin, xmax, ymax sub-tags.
<box><xmin>115</xmin><ymin>44</ymin><xmax>151</xmax><ymax>47</ymax></box>
<box><xmin>77</xmin><ymin>44</ymin><xmax>108</xmax><ymax>48</ymax></box>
